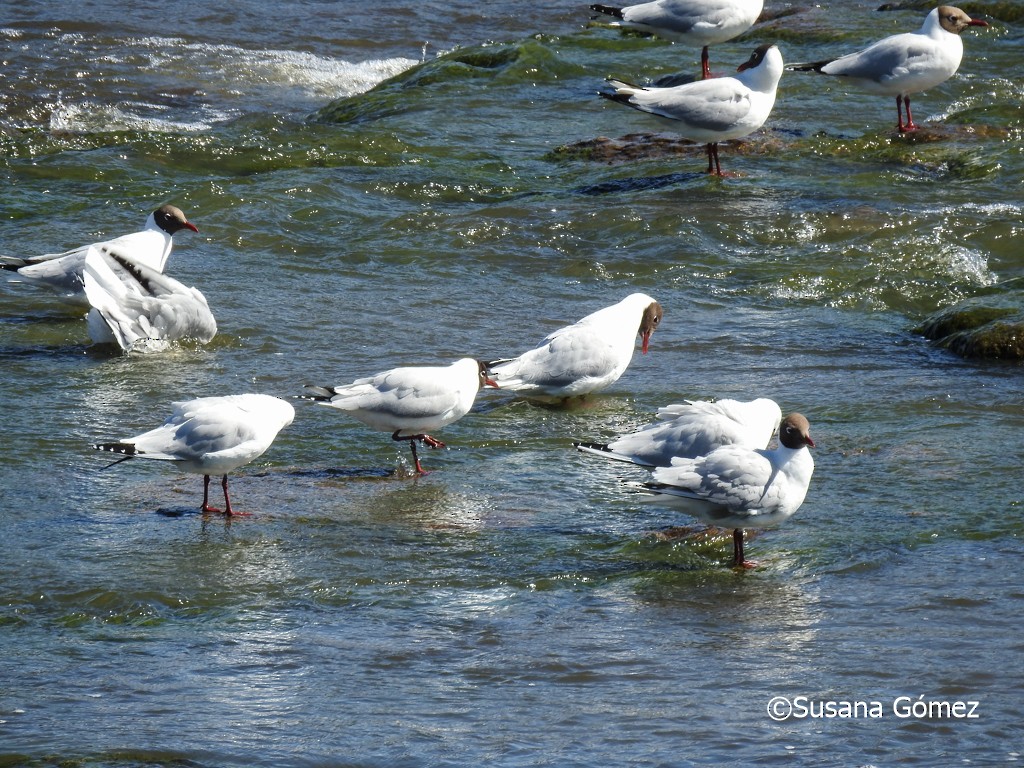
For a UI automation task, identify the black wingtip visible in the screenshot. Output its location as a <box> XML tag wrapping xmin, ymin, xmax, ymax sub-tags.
<box><xmin>786</xmin><ymin>60</ymin><xmax>831</xmax><ymax>73</ymax></box>
<box><xmin>599</xmin><ymin>90</ymin><xmax>636</xmax><ymax>107</ymax></box>
<box><xmin>93</xmin><ymin>441</ymin><xmax>138</xmax><ymax>455</ymax></box>
<box><xmin>92</xmin><ymin>442</ymin><xmax>138</xmax><ymax>470</ymax></box>
<box><xmin>299</xmin><ymin>385</ymin><xmax>336</xmax><ymax>402</ymax></box>
<box><xmin>590</xmin><ymin>4</ymin><xmax>625</xmax><ymax>19</ymax></box>
<box><xmin>573</xmin><ymin>441</ymin><xmax>611</xmax><ymax>452</ymax></box>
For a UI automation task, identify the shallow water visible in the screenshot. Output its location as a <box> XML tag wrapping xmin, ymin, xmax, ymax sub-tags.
<box><xmin>1</xmin><ymin>1</ymin><xmax>1022</xmax><ymax>766</ymax></box>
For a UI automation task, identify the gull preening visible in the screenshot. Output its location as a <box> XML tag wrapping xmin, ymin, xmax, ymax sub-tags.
<box><xmin>303</xmin><ymin>358</ymin><xmax>498</xmax><ymax>474</ymax></box>
<box><xmin>634</xmin><ymin>412</ymin><xmax>814</xmax><ymax>567</ymax></box>
<box><xmin>601</xmin><ymin>43</ymin><xmax>783</xmax><ymax>175</ymax></box>
<box><xmin>83</xmin><ymin>248</ymin><xmax>217</xmax><ymax>353</ymax></box>
<box><xmin>787</xmin><ymin>5</ymin><xmax>988</xmax><ymax>133</ymax></box>
<box><xmin>590</xmin><ymin>0</ymin><xmax>764</xmax><ymax>79</ymax></box>
<box><xmin>488</xmin><ymin>293</ymin><xmax>663</xmax><ymax>402</ymax></box>
<box><xmin>93</xmin><ymin>394</ymin><xmax>295</xmax><ymax>515</ymax></box>
<box><xmin>575</xmin><ymin>397</ymin><xmax>782</xmax><ymax>467</ymax></box>
<box><xmin>1</xmin><ymin>205</ymin><xmax>198</xmax><ymax>304</ymax></box>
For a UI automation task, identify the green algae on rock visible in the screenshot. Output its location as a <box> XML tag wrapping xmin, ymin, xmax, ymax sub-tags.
<box><xmin>917</xmin><ymin>293</ymin><xmax>1024</xmax><ymax>360</ymax></box>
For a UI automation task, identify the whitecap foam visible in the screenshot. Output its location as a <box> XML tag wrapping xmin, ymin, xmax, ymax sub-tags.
<box><xmin>49</xmin><ymin>99</ymin><xmax>223</xmax><ymax>134</ymax></box>
<box><xmin>131</xmin><ymin>37</ymin><xmax>418</xmax><ymax>112</ymax></box>
<box><xmin>39</xmin><ymin>35</ymin><xmax>420</xmax><ymax>134</ymax></box>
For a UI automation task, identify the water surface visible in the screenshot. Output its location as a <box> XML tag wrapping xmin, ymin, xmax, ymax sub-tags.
<box><xmin>1</xmin><ymin>1</ymin><xmax>1022</xmax><ymax>766</ymax></box>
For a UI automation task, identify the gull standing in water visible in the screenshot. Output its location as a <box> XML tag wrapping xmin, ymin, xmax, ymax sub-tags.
<box><xmin>93</xmin><ymin>394</ymin><xmax>295</xmax><ymax>516</ymax></box>
<box><xmin>787</xmin><ymin>6</ymin><xmax>988</xmax><ymax>133</ymax></box>
<box><xmin>634</xmin><ymin>412</ymin><xmax>814</xmax><ymax>567</ymax></box>
<box><xmin>601</xmin><ymin>43</ymin><xmax>783</xmax><ymax>175</ymax></box>
<box><xmin>590</xmin><ymin>0</ymin><xmax>764</xmax><ymax>79</ymax></box>
<box><xmin>303</xmin><ymin>358</ymin><xmax>498</xmax><ymax>474</ymax></box>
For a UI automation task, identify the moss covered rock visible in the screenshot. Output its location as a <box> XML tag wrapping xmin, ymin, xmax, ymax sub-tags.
<box><xmin>917</xmin><ymin>293</ymin><xmax>1024</xmax><ymax>360</ymax></box>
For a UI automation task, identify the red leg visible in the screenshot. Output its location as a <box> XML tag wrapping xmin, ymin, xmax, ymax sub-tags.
<box><xmin>897</xmin><ymin>95</ymin><xmax>918</xmax><ymax>133</ymax></box>
<box><xmin>201</xmin><ymin>474</ymin><xmax>221</xmax><ymax>513</ymax></box>
<box><xmin>705</xmin><ymin>143</ymin><xmax>723</xmax><ymax>176</ymax></box>
<box><xmin>903</xmin><ymin>96</ymin><xmax>917</xmax><ymax>132</ymax></box>
<box><xmin>701</xmin><ymin>46</ymin><xmax>711</xmax><ymax>80</ymax></box>
<box><xmin>409</xmin><ymin>439</ymin><xmax>425</xmax><ymax>475</ymax></box>
<box><xmin>221</xmin><ymin>474</ymin><xmax>233</xmax><ymax>516</ymax></box>
<box><xmin>733</xmin><ymin>528</ymin><xmax>757</xmax><ymax>569</ymax></box>
<box><xmin>392</xmin><ymin>430</ymin><xmax>446</xmax><ymax>475</ymax></box>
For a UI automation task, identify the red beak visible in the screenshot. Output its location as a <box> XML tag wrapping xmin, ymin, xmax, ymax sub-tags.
<box><xmin>484</xmin><ymin>375</ymin><xmax>499</xmax><ymax>388</ymax></box>
<box><xmin>968</xmin><ymin>18</ymin><xmax>988</xmax><ymax>27</ymax></box>
<box><xmin>184</xmin><ymin>221</ymin><xmax>199</xmax><ymax>233</ymax></box>
<box><xmin>641</xmin><ymin>332</ymin><xmax>652</xmax><ymax>354</ymax></box>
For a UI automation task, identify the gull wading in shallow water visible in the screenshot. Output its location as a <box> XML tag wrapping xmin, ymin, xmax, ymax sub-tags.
<box><xmin>633</xmin><ymin>412</ymin><xmax>814</xmax><ymax>567</ymax></box>
<box><xmin>487</xmin><ymin>293</ymin><xmax>663</xmax><ymax>403</ymax></box>
<box><xmin>575</xmin><ymin>397</ymin><xmax>782</xmax><ymax>467</ymax></box>
<box><xmin>590</xmin><ymin>0</ymin><xmax>764</xmax><ymax>79</ymax></box>
<box><xmin>303</xmin><ymin>358</ymin><xmax>498</xmax><ymax>475</ymax></box>
<box><xmin>82</xmin><ymin>247</ymin><xmax>217</xmax><ymax>353</ymax></box>
<box><xmin>787</xmin><ymin>6</ymin><xmax>988</xmax><ymax>133</ymax></box>
<box><xmin>93</xmin><ymin>394</ymin><xmax>295</xmax><ymax>516</ymax></box>
<box><xmin>0</xmin><ymin>205</ymin><xmax>198</xmax><ymax>304</ymax></box>
<box><xmin>601</xmin><ymin>43</ymin><xmax>783</xmax><ymax>175</ymax></box>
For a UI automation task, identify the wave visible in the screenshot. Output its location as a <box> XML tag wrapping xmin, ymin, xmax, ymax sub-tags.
<box><xmin>10</xmin><ymin>31</ymin><xmax>420</xmax><ymax>134</ymax></box>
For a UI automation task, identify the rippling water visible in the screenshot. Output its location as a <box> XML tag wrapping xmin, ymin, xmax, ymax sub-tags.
<box><xmin>1</xmin><ymin>1</ymin><xmax>1022</xmax><ymax>766</ymax></box>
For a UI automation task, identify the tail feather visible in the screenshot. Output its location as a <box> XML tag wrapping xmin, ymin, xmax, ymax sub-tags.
<box><xmin>600</xmin><ymin>90</ymin><xmax>639</xmax><ymax>107</ymax></box>
<box><xmin>0</xmin><ymin>256</ymin><xmax>28</xmax><ymax>271</ymax></box>
<box><xmin>591</xmin><ymin>4</ymin><xmax>625</xmax><ymax>19</ymax></box>
<box><xmin>575</xmin><ymin>441</ymin><xmax>656</xmax><ymax>467</ymax></box>
<box><xmin>92</xmin><ymin>441</ymin><xmax>139</xmax><ymax>469</ymax></box>
<box><xmin>93</xmin><ymin>441</ymin><xmax>139</xmax><ymax>455</ymax></box>
<box><xmin>786</xmin><ymin>60</ymin><xmax>833</xmax><ymax>73</ymax></box>
<box><xmin>601</xmin><ymin>77</ymin><xmax>648</xmax><ymax>106</ymax></box>
<box><xmin>299</xmin><ymin>385</ymin><xmax>337</xmax><ymax>402</ymax></box>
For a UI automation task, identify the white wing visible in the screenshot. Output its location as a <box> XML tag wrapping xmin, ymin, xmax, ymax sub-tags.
<box><xmin>83</xmin><ymin>247</ymin><xmax>216</xmax><ymax>353</ymax></box>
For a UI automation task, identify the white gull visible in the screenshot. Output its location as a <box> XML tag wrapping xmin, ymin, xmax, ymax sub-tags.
<box><xmin>488</xmin><ymin>293</ymin><xmax>663</xmax><ymax>403</ymax></box>
<box><xmin>303</xmin><ymin>358</ymin><xmax>498</xmax><ymax>474</ymax></box>
<box><xmin>0</xmin><ymin>205</ymin><xmax>198</xmax><ymax>304</ymax></box>
<box><xmin>787</xmin><ymin>6</ymin><xmax>988</xmax><ymax>133</ymax></box>
<box><xmin>601</xmin><ymin>43</ymin><xmax>783</xmax><ymax>175</ymax></box>
<box><xmin>634</xmin><ymin>412</ymin><xmax>814</xmax><ymax>567</ymax></box>
<box><xmin>591</xmin><ymin>0</ymin><xmax>764</xmax><ymax>79</ymax></box>
<box><xmin>93</xmin><ymin>394</ymin><xmax>295</xmax><ymax>515</ymax></box>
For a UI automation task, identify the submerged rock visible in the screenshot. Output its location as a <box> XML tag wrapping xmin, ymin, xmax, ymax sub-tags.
<box><xmin>546</xmin><ymin>131</ymin><xmax>784</xmax><ymax>164</ymax></box>
<box><xmin>917</xmin><ymin>292</ymin><xmax>1024</xmax><ymax>360</ymax></box>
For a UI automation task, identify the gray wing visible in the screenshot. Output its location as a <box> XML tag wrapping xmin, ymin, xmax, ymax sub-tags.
<box><xmin>651</xmin><ymin>446</ymin><xmax>775</xmax><ymax>511</ymax></box>
<box><xmin>821</xmin><ymin>34</ymin><xmax>932</xmax><ymax>82</ymax></box>
<box><xmin>628</xmin><ymin>78</ymin><xmax>753</xmax><ymax>131</ymax></box>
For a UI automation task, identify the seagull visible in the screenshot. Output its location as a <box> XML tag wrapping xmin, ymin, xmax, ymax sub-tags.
<box><xmin>634</xmin><ymin>412</ymin><xmax>814</xmax><ymax>567</ymax></box>
<box><xmin>93</xmin><ymin>394</ymin><xmax>295</xmax><ymax>515</ymax></box>
<box><xmin>590</xmin><ymin>0</ymin><xmax>764</xmax><ymax>79</ymax></box>
<box><xmin>575</xmin><ymin>397</ymin><xmax>782</xmax><ymax>467</ymax></box>
<box><xmin>487</xmin><ymin>293</ymin><xmax>663</xmax><ymax>402</ymax></box>
<box><xmin>302</xmin><ymin>358</ymin><xmax>498</xmax><ymax>474</ymax></box>
<box><xmin>787</xmin><ymin>6</ymin><xmax>988</xmax><ymax>133</ymax></box>
<box><xmin>601</xmin><ymin>43</ymin><xmax>783</xmax><ymax>175</ymax></box>
<box><xmin>82</xmin><ymin>247</ymin><xmax>217</xmax><ymax>353</ymax></box>
<box><xmin>1</xmin><ymin>205</ymin><xmax>198</xmax><ymax>304</ymax></box>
